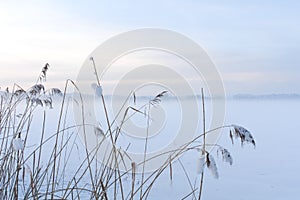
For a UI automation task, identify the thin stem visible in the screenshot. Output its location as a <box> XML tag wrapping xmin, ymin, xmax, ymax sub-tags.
<box><xmin>198</xmin><ymin>88</ymin><xmax>206</xmax><ymax>200</ymax></box>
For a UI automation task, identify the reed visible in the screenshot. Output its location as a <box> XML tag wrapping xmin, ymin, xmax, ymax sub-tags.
<box><xmin>0</xmin><ymin>64</ymin><xmax>255</xmax><ymax>199</ymax></box>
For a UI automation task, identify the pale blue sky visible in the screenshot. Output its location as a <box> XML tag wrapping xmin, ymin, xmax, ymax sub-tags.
<box><xmin>0</xmin><ymin>0</ymin><xmax>299</xmax><ymax>95</ymax></box>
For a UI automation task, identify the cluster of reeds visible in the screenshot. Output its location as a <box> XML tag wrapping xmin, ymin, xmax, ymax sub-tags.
<box><xmin>0</xmin><ymin>62</ymin><xmax>255</xmax><ymax>199</ymax></box>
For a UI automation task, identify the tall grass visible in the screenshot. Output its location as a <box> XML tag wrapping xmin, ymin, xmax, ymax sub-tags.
<box><xmin>0</xmin><ymin>64</ymin><xmax>255</xmax><ymax>199</ymax></box>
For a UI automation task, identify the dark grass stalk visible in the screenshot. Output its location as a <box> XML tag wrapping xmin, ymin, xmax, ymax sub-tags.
<box><xmin>72</xmin><ymin>178</ymin><xmax>81</xmax><ymax>199</ymax></box>
<box><xmin>29</xmin><ymin>169</ymin><xmax>38</xmax><ymax>200</ymax></box>
<box><xmin>30</xmin><ymin>128</ymin><xmax>85</xmax><ymax>197</ymax></box>
<box><xmin>91</xmin><ymin>57</ymin><xmax>126</xmax><ymax>199</ymax></box>
<box><xmin>134</xmin><ymin>142</ymin><xmax>206</xmax><ymax>197</ymax></box>
<box><xmin>13</xmin><ymin>150</ymin><xmax>20</xmax><ymax>198</ymax></box>
<box><xmin>21</xmin><ymin>124</ymin><xmax>90</xmax><ymax>164</ymax></box>
<box><xmin>19</xmin><ymin>122</ymin><xmax>230</xmax><ymax>198</ymax></box>
<box><xmin>0</xmin><ymin>66</ymin><xmax>253</xmax><ymax>199</ymax></box>
<box><xmin>50</xmin><ymin>79</ymin><xmax>69</xmax><ymax>199</ymax></box>
<box><xmin>178</xmin><ymin>158</ymin><xmax>197</xmax><ymax>200</ymax></box>
<box><xmin>3</xmin><ymin>91</ymin><xmax>33</xmax><ymax>199</ymax></box>
<box><xmin>113</xmin><ymin>126</ymin><xmax>231</xmax><ymax>198</ymax></box>
<box><xmin>57</xmin><ymin>132</ymin><xmax>79</xmax><ymax>189</ymax></box>
<box><xmin>181</xmin><ymin>188</ymin><xmax>199</xmax><ymax>200</ymax></box>
<box><xmin>56</xmin><ymin>96</ymin><xmax>72</xmax><ymax>193</ymax></box>
<box><xmin>62</xmin><ymin>135</ymin><xmax>110</xmax><ymax>199</ymax></box>
<box><xmin>198</xmin><ymin>88</ymin><xmax>206</xmax><ymax>200</ymax></box>
<box><xmin>142</xmin><ymin>161</ymin><xmax>173</xmax><ymax>199</ymax></box>
<box><xmin>131</xmin><ymin>162</ymin><xmax>136</xmax><ymax>200</ymax></box>
<box><xmin>37</xmin><ymin>111</ymin><xmax>46</xmax><ymax>175</ymax></box>
<box><xmin>29</xmin><ymin>131</ymin><xmax>82</xmax><ymax>199</ymax></box>
<box><xmin>139</xmin><ymin>102</ymin><xmax>151</xmax><ymax>199</ymax></box>
<box><xmin>140</xmin><ymin>144</ymin><xmax>203</xmax><ymax>199</ymax></box>
<box><xmin>169</xmin><ymin>156</ymin><xmax>173</xmax><ymax>182</ymax></box>
<box><xmin>141</xmin><ymin>144</ymin><xmax>205</xmax><ymax>200</ymax></box>
<box><xmin>49</xmin><ymin>79</ymin><xmax>96</xmax><ymax>199</ymax></box>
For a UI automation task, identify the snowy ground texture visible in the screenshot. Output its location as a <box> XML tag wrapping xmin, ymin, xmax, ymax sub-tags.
<box><xmin>20</xmin><ymin>98</ymin><xmax>300</xmax><ymax>199</ymax></box>
<box><xmin>137</xmin><ymin>99</ymin><xmax>300</xmax><ymax>199</ymax></box>
<box><xmin>212</xmin><ymin>99</ymin><xmax>300</xmax><ymax>200</ymax></box>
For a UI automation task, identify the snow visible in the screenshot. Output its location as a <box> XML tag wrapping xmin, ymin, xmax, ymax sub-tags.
<box><xmin>147</xmin><ymin>99</ymin><xmax>300</xmax><ymax>199</ymax></box>
<box><xmin>196</xmin><ymin>156</ymin><xmax>205</xmax><ymax>174</ymax></box>
<box><xmin>91</xmin><ymin>83</ymin><xmax>103</xmax><ymax>97</ymax></box>
<box><xmin>209</xmin><ymin>99</ymin><xmax>300</xmax><ymax>200</ymax></box>
<box><xmin>12</xmin><ymin>137</ymin><xmax>24</xmax><ymax>151</ymax></box>
<box><xmin>15</xmin><ymin>98</ymin><xmax>300</xmax><ymax>199</ymax></box>
<box><xmin>217</xmin><ymin>147</ymin><xmax>233</xmax><ymax>165</ymax></box>
<box><xmin>207</xmin><ymin>154</ymin><xmax>219</xmax><ymax>179</ymax></box>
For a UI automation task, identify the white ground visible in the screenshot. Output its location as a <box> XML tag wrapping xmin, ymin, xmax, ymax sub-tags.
<box><xmin>23</xmin><ymin>98</ymin><xmax>300</xmax><ymax>199</ymax></box>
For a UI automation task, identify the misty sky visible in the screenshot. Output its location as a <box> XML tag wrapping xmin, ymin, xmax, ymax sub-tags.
<box><xmin>0</xmin><ymin>0</ymin><xmax>299</xmax><ymax>95</ymax></box>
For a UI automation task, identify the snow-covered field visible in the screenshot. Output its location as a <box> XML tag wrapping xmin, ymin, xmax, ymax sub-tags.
<box><xmin>212</xmin><ymin>99</ymin><xmax>300</xmax><ymax>200</ymax></box>
<box><xmin>130</xmin><ymin>99</ymin><xmax>300</xmax><ymax>199</ymax></box>
<box><xmin>20</xmin><ymin>98</ymin><xmax>300</xmax><ymax>199</ymax></box>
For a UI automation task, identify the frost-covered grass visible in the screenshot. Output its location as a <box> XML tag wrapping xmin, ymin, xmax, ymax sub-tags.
<box><xmin>0</xmin><ymin>64</ymin><xmax>256</xmax><ymax>199</ymax></box>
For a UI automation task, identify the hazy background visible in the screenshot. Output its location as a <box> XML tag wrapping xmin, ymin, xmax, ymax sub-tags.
<box><xmin>0</xmin><ymin>0</ymin><xmax>299</xmax><ymax>95</ymax></box>
<box><xmin>1</xmin><ymin>2</ymin><xmax>299</xmax><ymax>199</ymax></box>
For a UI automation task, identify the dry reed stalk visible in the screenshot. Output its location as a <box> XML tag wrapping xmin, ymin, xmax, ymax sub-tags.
<box><xmin>0</xmin><ymin>64</ymin><xmax>256</xmax><ymax>199</ymax></box>
<box><xmin>198</xmin><ymin>88</ymin><xmax>206</xmax><ymax>200</ymax></box>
